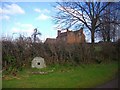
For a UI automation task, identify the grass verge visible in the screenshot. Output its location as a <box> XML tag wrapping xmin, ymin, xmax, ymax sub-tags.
<box><xmin>2</xmin><ymin>61</ymin><xmax>118</xmax><ymax>88</ymax></box>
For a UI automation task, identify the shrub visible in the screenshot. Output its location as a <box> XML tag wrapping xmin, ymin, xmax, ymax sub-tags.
<box><xmin>2</xmin><ymin>36</ymin><xmax>118</xmax><ymax>74</ymax></box>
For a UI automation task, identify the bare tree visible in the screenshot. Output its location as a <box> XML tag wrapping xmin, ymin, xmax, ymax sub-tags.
<box><xmin>98</xmin><ymin>2</ymin><xmax>120</xmax><ymax>42</ymax></box>
<box><xmin>54</xmin><ymin>2</ymin><xmax>112</xmax><ymax>43</ymax></box>
<box><xmin>32</xmin><ymin>28</ymin><xmax>41</xmax><ymax>43</ymax></box>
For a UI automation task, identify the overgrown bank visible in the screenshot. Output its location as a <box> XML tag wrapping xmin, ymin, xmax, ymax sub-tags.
<box><xmin>2</xmin><ymin>37</ymin><xmax>120</xmax><ymax>74</ymax></box>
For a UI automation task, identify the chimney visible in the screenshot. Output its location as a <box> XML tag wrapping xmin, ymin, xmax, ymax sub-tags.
<box><xmin>58</xmin><ymin>30</ymin><xmax>61</xmax><ymax>36</ymax></box>
<box><xmin>67</xmin><ymin>29</ymin><xmax>69</xmax><ymax>32</ymax></box>
<box><xmin>80</xmin><ymin>27</ymin><xmax>83</xmax><ymax>34</ymax></box>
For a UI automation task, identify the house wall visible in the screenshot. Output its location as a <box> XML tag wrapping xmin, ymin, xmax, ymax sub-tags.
<box><xmin>56</xmin><ymin>36</ymin><xmax>66</xmax><ymax>43</ymax></box>
<box><xmin>75</xmin><ymin>30</ymin><xmax>85</xmax><ymax>43</ymax></box>
<box><xmin>45</xmin><ymin>28</ymin><xmax>86</xmax><ymax>44</ymax></box>
<box><xmin>81</xmin><ymin>34</ymin><xmax>85</xmax><ymax>43</ymax></box>
<box><xmin>67</xmin><ymin>32</ymin><xmax>76</xmax><ymax>44</ymax></box>
<box><xmin>67</xmin><ymin>30</ymin><xmax>85</xmax><ymax>44</ymax></box>
<box><xmin>75</xmin><ymin>33</ymin><xmax>81</xmax><ymax>43</ymax></box>
<box><xmin>45</xmin><ymin>38</ymin><xmax>56</xmax><ymax>44</ymax></box>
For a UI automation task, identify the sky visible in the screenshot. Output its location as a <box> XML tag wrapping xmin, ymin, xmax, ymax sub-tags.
<box><xmin>0</xmin><ymin>1</ymin><xmax>96</xmax><ymax>43</ymax></box>
<box><xmin>0</xmin><ymin>2</ymin><xmax>59</xmax><ymax>42</ymax></box>
<box><xmin>1</xmin><ymin>1</ymin><xmax>120</xmax><ymax>43</ymax></box>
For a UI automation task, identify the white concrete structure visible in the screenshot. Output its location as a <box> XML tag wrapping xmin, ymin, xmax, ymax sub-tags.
<box><xmin>32</xmin><ymin>57</ymin><xmax>46</xmax><ymax>69</ymax></box>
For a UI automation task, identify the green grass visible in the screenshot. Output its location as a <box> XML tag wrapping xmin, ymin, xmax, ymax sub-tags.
<box><xmin>2</xmin><ymin>61</ymin><xmax>118</xmax><ymax>88</ymax></box>
<box><xmin>0</xmin><ymin>72</ymin><xmax>2</xmax><ymax>89</ymax></box>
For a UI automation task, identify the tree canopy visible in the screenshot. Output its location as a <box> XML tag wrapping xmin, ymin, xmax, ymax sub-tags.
<box><xmin>54</xmin><ymin>2</ymin><xmax>120</xmax><ymax>43</ymax></box>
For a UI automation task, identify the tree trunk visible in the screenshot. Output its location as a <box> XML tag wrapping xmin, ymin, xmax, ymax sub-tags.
<box><xmin>107</xmin><ymin>32</ymin><xmax>110</xmax><ymax>42</ymax></box>
<box><xmin>91</xmin><ymin>30</ymin><xmax>95</xmax><ymax>44</ymax></box>
<box><xmin>91</xmin><ymin>18</ymin><xmax>96</xmax><ymax>44</ymax></box>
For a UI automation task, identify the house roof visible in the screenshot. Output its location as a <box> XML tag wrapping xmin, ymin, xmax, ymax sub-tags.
<box><xmin>45</xmin><ymin>38</ymin><xmax>56</xmax><ymax>44</ymax></box>
<box><xmin>46</xmin><ymin>38</ymin><xmax>56</xmax><ymax>40</ymax></box>
<box><xmin>74</xmin><ymin>30</ymin><xmax>80</xmax><ymax>34</ymax></box>
<box><xmin>58</xmin><ymin>32</ymin><xmax>67</xmax><ymax>37</ymax></box>
<box><xmin>57</xmin><ymin>30</ymin><xmax>82</xmax><ymax>38</ymax></box>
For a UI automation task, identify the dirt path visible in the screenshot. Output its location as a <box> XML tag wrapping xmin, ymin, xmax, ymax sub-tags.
<box><xmin>97</xmin><ymin>77</ymin><xmax>118</xmax><ymax>88</ymax></box>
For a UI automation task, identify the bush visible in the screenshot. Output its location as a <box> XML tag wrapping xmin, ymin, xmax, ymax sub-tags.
<box><xmin>2</xmin><ymin>36</ymin><xmax>119</xmax><ymax>74</ymax></box>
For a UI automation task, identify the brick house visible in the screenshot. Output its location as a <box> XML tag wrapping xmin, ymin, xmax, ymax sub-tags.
<box><xmin>45</xmin><ymin>28</ymin><xmax>85</xmax><ymax>44</ymax></box>
<box><xmin>45</xmin><ymin>38</ymin><xmax>56</xmax><ymax>44</ymax></box>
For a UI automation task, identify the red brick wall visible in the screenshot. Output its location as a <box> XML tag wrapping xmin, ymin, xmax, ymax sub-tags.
<box><xmin>67</xmin><ymin>32</ymin><xmax>76</xmax><ymax>44</ymax></box>
<box><xmin>46</xmin><ymin>29</ymin><xmax>86</xmax><ymax>44</ymax></box>
<box><xmin>67</xmin><ymin>30</ymin><xmax>85</xmax><ymax>44</ymax></box>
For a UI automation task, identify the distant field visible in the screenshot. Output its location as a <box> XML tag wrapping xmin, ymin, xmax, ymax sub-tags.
<box><xmin>2</xmin><ymin>61</ymin><xmax>118</xmax><ymax>88</ymax></box>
